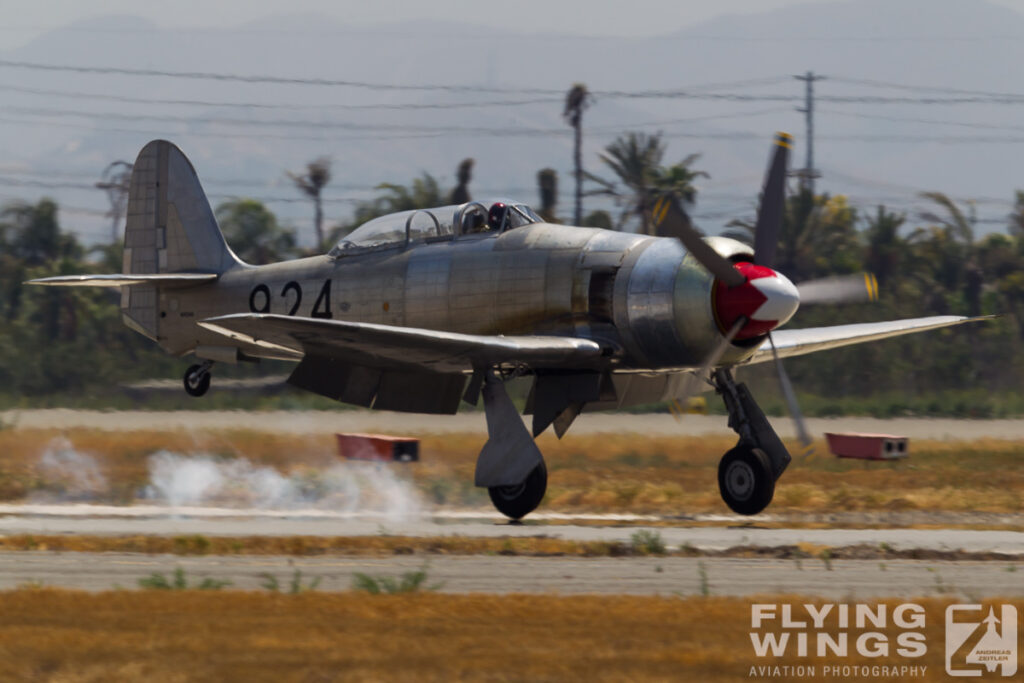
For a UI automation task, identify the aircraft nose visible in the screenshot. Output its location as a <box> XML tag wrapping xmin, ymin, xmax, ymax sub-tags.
<box><xmin>713</xmin><ymin>262</ymin><xmax>800</xmax><ymax>340</ymax></box>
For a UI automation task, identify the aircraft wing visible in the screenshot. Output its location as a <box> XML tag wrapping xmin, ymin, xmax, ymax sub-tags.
<box><xmin>745</xmin><ymin>315</ymin><xmax>994</xmax><ymax>364</ymax></box>
<box><xmin>198</xmin><ymin>313</ymin><xmax>603</xmax><ymax>371</ymax></box>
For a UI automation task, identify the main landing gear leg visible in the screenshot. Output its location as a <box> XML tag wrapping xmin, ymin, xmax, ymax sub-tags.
<box><xmin>475</xmin><ymin>371</ymin><xmax>547</xmax><ymax>520</ymax></box>
<box><xmin>183</xmin><ymin>361</ymin><xmax>214</xmax><ymax>398</ymax></box>
<box><xmin>711</xmin><ymin>369</ymin><xmax>791</xmax><ymax>516</ymax></box>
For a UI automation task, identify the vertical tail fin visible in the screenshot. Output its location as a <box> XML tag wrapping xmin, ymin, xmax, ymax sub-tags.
<box><xmin>121</xmin><ymin>140</ymin><xmax>243</xmax><ymax>339</ymax></box>
<box><xmin>124</xmin><ymin>139</ymin><xmax>241</xmax><ymax>275</ymax></box>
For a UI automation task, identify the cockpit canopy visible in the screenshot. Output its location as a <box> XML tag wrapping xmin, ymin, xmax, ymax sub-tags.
<box><xmin>330</xmin><ymin>199</ymin><xmax>543</xmax><ymax>254</ymax></box>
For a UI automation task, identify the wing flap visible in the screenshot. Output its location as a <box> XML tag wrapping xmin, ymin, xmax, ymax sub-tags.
<box><xmin>27</xmin><ymin>273</ymin><xmax>218</xmax><ymax>287</ymax></box>
<box><xmin>199</xmin><ymin>313</ymin><xmax>603</xmax><ymax>371</ymax></box>
<box><xmin>746</xmin><ymin>315</ymin><xmax>995</xmax><ymax>364</ymax></box>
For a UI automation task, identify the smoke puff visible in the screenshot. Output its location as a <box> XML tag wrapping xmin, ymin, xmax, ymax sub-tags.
<box><xmin>143</xmin><ymin>451</ymin><xmax>422</xmax><ymax>521</ymax></box>
<box><xmin>36</xmin><ymin>437</ymin><xmax>107</xmax><ymax>500</ymax></box>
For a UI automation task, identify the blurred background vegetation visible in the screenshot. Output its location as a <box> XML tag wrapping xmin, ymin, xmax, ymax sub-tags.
<box><xmin>2</xmin><ymin>129</ymin><xmax>1022</xmax><ymax>416</ymax></box>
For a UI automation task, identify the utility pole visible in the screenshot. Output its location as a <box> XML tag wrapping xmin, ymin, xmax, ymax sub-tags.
<box><xmin>563</xmin><ymin>83</ymin><xmax>591</xmax><ymax>226</ymax></box>
<box><xmin>794</xmin><ymin>71</ymin><xmax>824</xmax><ymax>194</ymax></box>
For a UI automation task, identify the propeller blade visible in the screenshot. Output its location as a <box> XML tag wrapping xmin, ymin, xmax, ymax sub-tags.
<box><xmin>674</xmin><ymin>316</ymin><xmax>747</xmax><ymax>405</ymax></box>
<box><xmin>752</xmin><ymin>132</ymin><xmax>792</xmax><ymax>268</ymax></box>
<box><xmin>652</xmin><ymin>194</ymin><xmax>746</xmax><ymax>288</ymax></box>
<box><xmin>767</xmin><ymin>332</ymin><xmax>812</xmax><ymax>448</ymax></box>
<box><xmin>797</xmin><ymin>273</ymin><xmax>879</xmax><ymax>305</ymax></box>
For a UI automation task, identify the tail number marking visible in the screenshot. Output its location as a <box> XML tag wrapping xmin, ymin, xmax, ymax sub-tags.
<box><xmin>249</xmin><ymin>280</ymin><xmax>332</xmax><ymax>318</ymax></box>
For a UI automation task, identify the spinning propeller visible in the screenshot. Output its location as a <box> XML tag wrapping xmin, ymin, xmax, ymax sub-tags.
<box><xmin>653</xmin><ymin>132</ymin><xmax>878</xmax><ymax>448</ymax></box>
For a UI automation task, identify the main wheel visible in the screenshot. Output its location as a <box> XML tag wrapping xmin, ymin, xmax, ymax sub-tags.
<box><xmin>717</xmin><ymin>445</ymin><xmax>774</xmax><ymax>515</ymax></box>
<box><xmin>488</xmin><ymin>461</ymin><xmax>547</xmax><ymax>520</ymax></box>
<box><xmin>183</xmin><ymin>364</ymin><xmax>211</xmax><ymax>397</ymax></box>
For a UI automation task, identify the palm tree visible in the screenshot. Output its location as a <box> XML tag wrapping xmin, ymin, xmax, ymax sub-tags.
<box><xmin>591</xmin><ymin>133</ymin><xmax>707</xmax><ymax>236</ymax></box>
<box><xmin>915</xmin><ymin>192</ymin><xmax>980</xmax><ymax>315</ymax></box>
<box><xmin>595</xmin><ymin>132</ymin><xmax>664</xmax><ymax>234</ymax></box>
<box><xmin>449</xmin><ymin>158</ymin><xmax>474</xmax><ymax>205</ymax></box>
<box><xmin>724</xmin><ymin>188</ymin><xmax>860</xmax><ymax>280</ymax></box>
<box><xmin>536</xmin><ymin>168</ymin><xmax>558</xmax><ymax>222</ymax></box>
<box><xmin>563</xmin><ymin>83</ymin><xmax>591</xmax><ymax>226</ymax></box>
<box><xmin>863</xmin><ymin>205</ymin><xmax>907</xmax><ymax>289</ymax></box>
<box><xmin>365</xmin><ymin>174</ymin><xmax>446</xmax><ymax>217</ymax></box>
<box><xmin>652</xmin><ymin>155</ymin><xmax>708</xmax><ymax>208</ymax></box>
<box><xmin>328</xmin><ymin>173</ymin><xmax>449</xmax><ymax>246</ymax></box>
<box><xmin>215</xmin><ymin>199</ymin><xmax>297</xmax><ymax>264</ymax></box>
<box><xmin>288</xmin><ymin>158</ymin><xmax>332</xmax><ymax>250</ymax></box>
<box><xmin>1008</xmin><ymin>190</ymin><xmax>1024</xmax><ymax>238</ymax></box>
<box><xmin>3</xmin><ymin>199</ymin><xmax>80</xmax><ymax>267</ymax></box>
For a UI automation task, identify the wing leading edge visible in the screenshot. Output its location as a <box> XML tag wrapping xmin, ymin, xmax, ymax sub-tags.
<box><xmin>198</xmin><ymin>313</ymin><xmax>603</xmax><ymax>372</ymax></box>
<box><xmin>28</xmin><ymin>273</ymin><xmax>217</xmax><ymax>287</ymax></box>
<box><xmin>746</xmin><ymin>315</ymin><xmax>995</xmax><ymax>365</ymax></box>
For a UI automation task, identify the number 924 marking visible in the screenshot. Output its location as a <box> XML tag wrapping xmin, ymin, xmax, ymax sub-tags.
<box><xmin>249</xmin><ymin>280</ymin><xmax>332</xmax><ymax>319</ymax></box>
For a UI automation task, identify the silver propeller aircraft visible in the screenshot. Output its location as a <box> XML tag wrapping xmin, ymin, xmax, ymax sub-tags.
<box><xmin>31</xmin><ymin>134</ymin><xmax>988</xmax><ymax>519</ymax></box>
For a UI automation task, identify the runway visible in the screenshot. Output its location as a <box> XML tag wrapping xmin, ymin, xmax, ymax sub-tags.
<box><xmin>2</xmin><ymin>406</ymin><xmax>1021</xmax><ymax>598</ymax></box>
<box><xmin>7</xmin><ymin>409</ymin><xmax>1024</xmax><ymax>439</ymax></box>
<box><xmin>0</xmin><ymin>502</ymin><xmax>1020</xmax><ymax>596</ymax></box>
<box><xmin>1</xmin><ymin>504</ymin><xmax>1023</xmax><ymax>553</ymax></box>
<box><xmin>0</xmin><ymin>551</ymin><xmax>1019</xmax><ymax>597</ymax></box>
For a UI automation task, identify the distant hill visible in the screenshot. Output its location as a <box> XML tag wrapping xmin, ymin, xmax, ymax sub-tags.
<box><xmin>1</xmin><ymin>0</ymin><xmax>1023</xmax><ymax>244</ymax></box>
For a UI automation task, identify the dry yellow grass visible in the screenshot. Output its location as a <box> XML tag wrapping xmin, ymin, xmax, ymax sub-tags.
<box><xmin>0</xmin><ymin>590</ymin><xmax>1017</xmax><ymax>682</ymax></box>
<box><xmin>0</xmin><ymin>533</ymin><xmax>641</xmax><ymax>557</ymax></box>
<box><xmin>3</xmin><ymin>428</ymin><xmax>1023</xmax><ymax>515</ymax></box>
<box><xmin>1</xmin><ymin>534</ymin><xmax>1019</xmax><ymax>562</ymax></box>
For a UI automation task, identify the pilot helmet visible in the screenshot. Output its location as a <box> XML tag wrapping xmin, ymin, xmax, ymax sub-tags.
<box><xmin>488</xmin><ymin>202</ymin><xmax>508</xmax><ymax>230</ymax></box>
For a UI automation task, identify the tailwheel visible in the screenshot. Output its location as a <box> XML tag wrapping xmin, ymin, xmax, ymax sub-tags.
<box><xmin>488</xmin><ymin>461</ymin><xmax>547</xmax><ymax>520</ymax></box>
<box><xmin>718</xmin><ymin>445</ymin><xmax>775</xmax><ymax>516</ymax></box>
<box><xmin>183</xmin><ymin>363</ymin><xmax>212</xmax><ymax>398</ymax></box>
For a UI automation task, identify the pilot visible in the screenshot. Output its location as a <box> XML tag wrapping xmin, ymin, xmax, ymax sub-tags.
<box><xmin>465</xmin><ymin>211</ymin><xmax>487</xmax><ymax>233</ymax></box>
<box><xmin>487</xmin><ymin>202</ymin><xmax>509</xmax><ymax>231</ymax></box>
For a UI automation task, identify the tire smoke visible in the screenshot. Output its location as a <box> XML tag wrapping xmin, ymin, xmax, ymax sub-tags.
<box><xmin>35</xmin><ymin>437</ymin><xmax>108</xmax><ymax>500</ymax></box>
<box><xmin>30</xmin><ymin>438</ymin><xmax>423</xmax><ymax>521</ymax></box>
<box><xmin>142</xmin><ymin>451</ymin><xmax>422</xmax><ymax>520</ymax></box>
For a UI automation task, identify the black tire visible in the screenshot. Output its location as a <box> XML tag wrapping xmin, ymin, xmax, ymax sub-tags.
<box><xmin>183</xmin><ymin>364</ymin><xmax>211</xmax><ymax>398</ymax></box>
<box><xmin>488</xmin><ymin>461</ymin><xmax>547</xmax><ymax>520</ymax></box>
<box><xmin>717</xmin><ymin>445</ymin><xmax>774</xmax><ymax>516</ymax></box>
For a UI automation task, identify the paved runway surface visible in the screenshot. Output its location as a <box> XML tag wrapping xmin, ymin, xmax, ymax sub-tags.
<box><xmin>6</xmin><ymin>409</ymin><xmax>1024</xmax><ymax>439</ymax></box>
<box><xmin>1</xmin><ymin>506</ymin><xmax>1022</xmax><ymax>553</ymax></box>
<box><xmin>1</xmin><ymin>504</ymin><xmax>1020</xmax><ymax>596</ymax></box>
<box><xmin>0</xmin><ymin>552</ymin><xmax>1019</xmax><ymax>597</ymax></box>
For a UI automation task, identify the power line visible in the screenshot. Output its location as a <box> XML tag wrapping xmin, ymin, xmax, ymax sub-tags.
<box><xmin>0</xmin><ymin>59</ymin><xmax>792</xmax><ymax>99</ymax></box>
<box><xmin>0</xmin><ymin>114</ymin><xmax>450</xmax><ymax>143</ymax></box>
<box><xmin>13</xmin><ymin>59</ymin><xmax>1024</xmax><ymax>106</ymax></box>
<box><xmin>819</xmin><ymin>108</ymin><xmax>1024</xmax><ymax>133</ymax></box>
<box><xmin>0</xmin><ymin>104</ymin><xmax>566</xmax><ymax>134</ymax></box>
<box><xmin>827</xmin><ymin>75</ymin><xmax>1024</xmax><ymax>100</ymax></box>
<box><xmin>3</xmin><ymin>25</ymin><xmax>1023</xmax><ymax>43</ymax></box>
<box><xmin>587</xmin><ymin>106</ymin><xmax>793</xmax><ymax>131</ymax></box>
<box><xmin>0</xmin><ymin>104</ymin><xmax>788</xmax><ymax>139</ymax></box>
<box><xmin>0</xmin><ymin>58</ymin><xmax>563</xmax><ymax>93</ymax></box>
<box><xmin>0</xmin><ymin>82</ymin><xmax>564</xmax><ymax>111</ymax></box>
<box><xmin>823</xmin><ymin>133</ymin><xmax>1024</xmax><ymax>143</ymax></box>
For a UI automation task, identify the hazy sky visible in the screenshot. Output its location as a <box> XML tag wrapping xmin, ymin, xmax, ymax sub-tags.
<box><xmin>3</xmin><ymin>0</ymin><xmax>1020</xmax><ymax>47</ymax></box>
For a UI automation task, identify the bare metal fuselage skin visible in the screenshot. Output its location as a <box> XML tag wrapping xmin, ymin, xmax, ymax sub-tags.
<box><xmin>149</xmin><ymin>224</ymin><xmax>757</xmax><ymax>372</ymax></box>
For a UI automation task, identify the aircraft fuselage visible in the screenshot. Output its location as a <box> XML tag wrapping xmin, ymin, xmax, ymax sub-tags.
<box><xmin>154</xmin><ymin>223</ymin><xmax>758</xmax><ymax>371</ymax></box>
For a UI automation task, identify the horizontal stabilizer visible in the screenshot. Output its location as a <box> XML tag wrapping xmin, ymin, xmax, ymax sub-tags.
<box><xmin>26</xmin><ymin>273</ymin><xmax>218</xmax><ymax>287</ymax></box>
